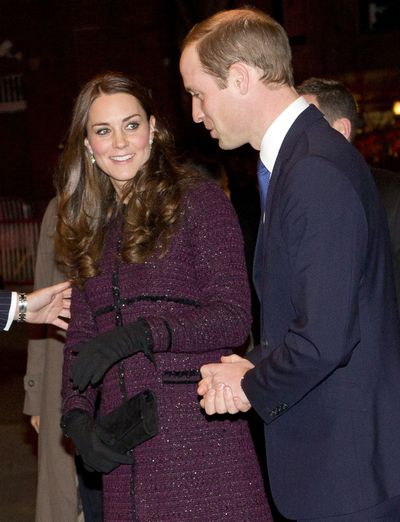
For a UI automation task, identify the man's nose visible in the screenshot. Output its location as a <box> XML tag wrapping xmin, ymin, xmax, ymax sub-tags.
<box><xmin>192</xmin><ymin>98</ymin><xmax>204</xmax><ymax>124</ymax></box>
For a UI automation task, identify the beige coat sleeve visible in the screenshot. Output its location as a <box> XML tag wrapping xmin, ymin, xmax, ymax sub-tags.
<box><xmin>23</xmin><ymin>198</ymin><xmax>65</xmax><ymax>416</ymax></box>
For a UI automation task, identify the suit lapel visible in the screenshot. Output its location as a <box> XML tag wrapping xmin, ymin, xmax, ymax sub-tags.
<box><xmin>252</xmin><ymin>105</ymin><xmax>324</xmax><ymax>297</ymax></box>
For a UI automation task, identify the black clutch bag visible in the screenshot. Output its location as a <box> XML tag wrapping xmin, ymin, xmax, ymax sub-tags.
<box><xmin>95</xmin><ymin>389</ymin><xmax>159</xmax><ymax>454</ymax></box>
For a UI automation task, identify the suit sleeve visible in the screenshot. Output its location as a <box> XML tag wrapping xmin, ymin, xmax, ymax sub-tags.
<box><xmin>0</xmin><ymin>291</ymin><xmax>13</xmax><ymax>330</ymax></box>
<box><xmin>243</xmin><ymin>156</ymin><xmax>368</xmax><ymax>423</ymax></box>
<box><xmin>375</xmin><ymin>174</ymin><xmax>400</xmax><ymax>308</ymax></box>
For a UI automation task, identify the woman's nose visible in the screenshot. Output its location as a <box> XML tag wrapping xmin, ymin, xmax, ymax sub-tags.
<box><xmin>113</xmin><ymin>130</ymin><xmax>128</xmax><ymax>148</ymax></box>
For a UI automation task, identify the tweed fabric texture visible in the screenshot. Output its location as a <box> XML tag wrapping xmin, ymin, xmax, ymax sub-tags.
<box><xmin>62</xmin><ymin>181</ymin><xmax>271</xmax><ymax>521</ymax></box>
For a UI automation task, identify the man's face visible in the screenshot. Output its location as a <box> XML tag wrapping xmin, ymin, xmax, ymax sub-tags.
<box><xmin>180</xmin><ymin>44</ymin><xmax>248</xmax><ymax>150</ymax></box>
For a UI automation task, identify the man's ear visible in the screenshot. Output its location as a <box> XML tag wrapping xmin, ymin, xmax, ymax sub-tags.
<box><xmin>228</xmin><ymin>62</ymin><xmax>250</xmax><ymax>94</ymax></box>
<box><xmin>84</xmin><ymin>137</ymin><xmax>93</xmax><ymax>154</ymax></box>
<box><xmin>332</xmin><ymin>117</ymin><xmax>352</xmax><ymax>142</ymax></box>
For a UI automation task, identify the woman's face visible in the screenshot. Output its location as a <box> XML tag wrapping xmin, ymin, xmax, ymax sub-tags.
<box><xmin>84</xmin><ymin>92</ymin><xmax>155</xmax><ymax>196</ymax></box>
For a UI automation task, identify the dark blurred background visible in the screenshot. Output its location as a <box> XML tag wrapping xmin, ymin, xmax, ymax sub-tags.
<box><xmin>0</xmin><ymin>0</ymin><xmax>399</xmax><ymax>286</ymax></box>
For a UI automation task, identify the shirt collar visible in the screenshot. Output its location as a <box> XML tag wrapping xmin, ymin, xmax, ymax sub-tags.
<box><xmin>260</xmin><ymin>96</ymin><xmax>309</xmax><ymax>173</ymax></box>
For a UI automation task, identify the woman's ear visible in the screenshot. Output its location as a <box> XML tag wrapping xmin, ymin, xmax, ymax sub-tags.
<box><xmin>84</xmin><ymin>137</ymin><xmax>93</xmax><ymax>154</ymax></box>
<box><xmin>149</xmin><ymin>116</ymin><xmax>156</xmax><ymax>143</ymax></box>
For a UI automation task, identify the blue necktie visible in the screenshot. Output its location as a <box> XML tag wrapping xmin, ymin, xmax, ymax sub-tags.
<box><xmin>257</xmin><ymin>158</ymin><xmax>270</xmax><ymax>211</ymax></box>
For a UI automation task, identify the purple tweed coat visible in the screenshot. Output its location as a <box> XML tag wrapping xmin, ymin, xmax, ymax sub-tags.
<box><xmin>62</xmin><ymin>180</ymin><xmax>272</xmax><ymax>521</ymax></box>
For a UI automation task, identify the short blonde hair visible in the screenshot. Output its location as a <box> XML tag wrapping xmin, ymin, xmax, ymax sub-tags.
<box><xmin>182</xmin><ymin>7</ymin><xmax>293</xmax><ymax>88</ymax></box>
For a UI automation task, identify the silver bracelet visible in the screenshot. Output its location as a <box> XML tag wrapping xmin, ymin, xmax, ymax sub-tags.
<box><xmin>17</xmin><ymin>293</ymin><xmax>27</xmax><ymax>323</ymax></box>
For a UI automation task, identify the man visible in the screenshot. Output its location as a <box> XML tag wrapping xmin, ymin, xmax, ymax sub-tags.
<box><xmin>297</xmin><ymin>77</ymin><xmax>400</xmax><ymax>305</ymax></box>
<box><xmin>0</xmin><ymin>282</ymin><xmax>71</xmax><ymax>331</ymax></box>
<box><xmin>179</xmin><ymin>7</ymin><xmax>400</xmax><ymax>521</ymax></box>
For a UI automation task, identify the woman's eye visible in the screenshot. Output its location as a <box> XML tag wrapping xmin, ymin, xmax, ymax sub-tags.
<box><xmin>96</xmin><ymin>128</ymin><xmax>110</xmax><ymax>136</ymax></box>
<box><xmin>126</xmin><ymin>121</ymin><xmax>139</xmax><ymax>130</ymax></box>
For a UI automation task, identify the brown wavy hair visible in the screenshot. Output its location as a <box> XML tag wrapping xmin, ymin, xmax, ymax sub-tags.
<box><xmin>55</xmin><ymin>72</ymin><xmax>197</xmax><ymax>287</ymax></box>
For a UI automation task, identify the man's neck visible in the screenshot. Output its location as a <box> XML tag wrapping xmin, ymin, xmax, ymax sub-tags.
<box><xmin>249</xmin><ymin>84</ymin><xmax>299</xmax><ymax>150</ymax></box>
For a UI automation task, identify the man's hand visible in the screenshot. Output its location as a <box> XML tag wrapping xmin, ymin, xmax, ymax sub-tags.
<box><xmin>21</xmin><ymin>282</ymin><xmax>71</xmax><ymax>330</ymax></box>
<box><xmin>198</xmin><ymin>354</ymin><xmax>254</xmax><ymax>415</ymax></box>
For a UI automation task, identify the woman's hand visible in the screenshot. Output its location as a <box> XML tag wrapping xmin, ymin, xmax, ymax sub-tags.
<box><xmin>31</xmin><ymin>415</ymin><xmax>40</xmax><ymax>434</ymax></box>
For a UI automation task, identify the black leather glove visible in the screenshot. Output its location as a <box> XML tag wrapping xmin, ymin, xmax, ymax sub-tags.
<box><xmin>61</xmin><ymin>409</ymin><xmax>133</xmax><ymax>474</ymax></box>
<box><xmin>71</xmin><ymin>318</ymin><xmax>154</xmax><ymax>392</ymax></box>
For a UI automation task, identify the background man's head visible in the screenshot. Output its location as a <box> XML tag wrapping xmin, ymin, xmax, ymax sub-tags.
<box><xmin>297</xmin><ymin>77</ymin><xmax>361</xmax><ymax>142</ymax></box>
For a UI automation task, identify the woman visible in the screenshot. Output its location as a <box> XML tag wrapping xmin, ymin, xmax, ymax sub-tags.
<box><xmin>57</xmin><ymin>72</ymin><xmax>271</xmax><ymax>521</ymax></box>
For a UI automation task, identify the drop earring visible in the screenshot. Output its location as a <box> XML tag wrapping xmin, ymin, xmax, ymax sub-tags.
<box><xmin>89</xmin><ymin>152</ymin><xmax>96</xmax><ymax>164</ymax></box>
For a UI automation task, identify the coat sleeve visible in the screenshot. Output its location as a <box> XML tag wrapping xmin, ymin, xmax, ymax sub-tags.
<box><xmin>23</xmin><ymin>198</ymin><xmax>64</xmax><ymax>416</ymax></box>
<box><xmin>243</xmin><ymin>156</ymin><xmax>368</xmax><ymax>423</ymax></box>
<box><xmin>62</xmin><ymin>284</ymin><xmax>100</xmax><ymax>416</ymax></box>
<box><xmin>145</xmin><ymin>182</ymin><xmax>252</xmax><ymax>353</ymax></box>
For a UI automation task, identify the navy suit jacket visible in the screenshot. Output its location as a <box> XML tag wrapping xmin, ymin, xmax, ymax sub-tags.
<box><xmin>372</xmin><ymin>167</ymin><xmax>400</xmax><ymax>307</ymax></box>
<box><xmin>0</xmin><ymin>290</ymin><xmax>12</xmax><ymax>330</ymax></box>
<box><xmin>243</xmin><ymin>106</ymin><xmax>400</xmax><ymax>519</ymax></box>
